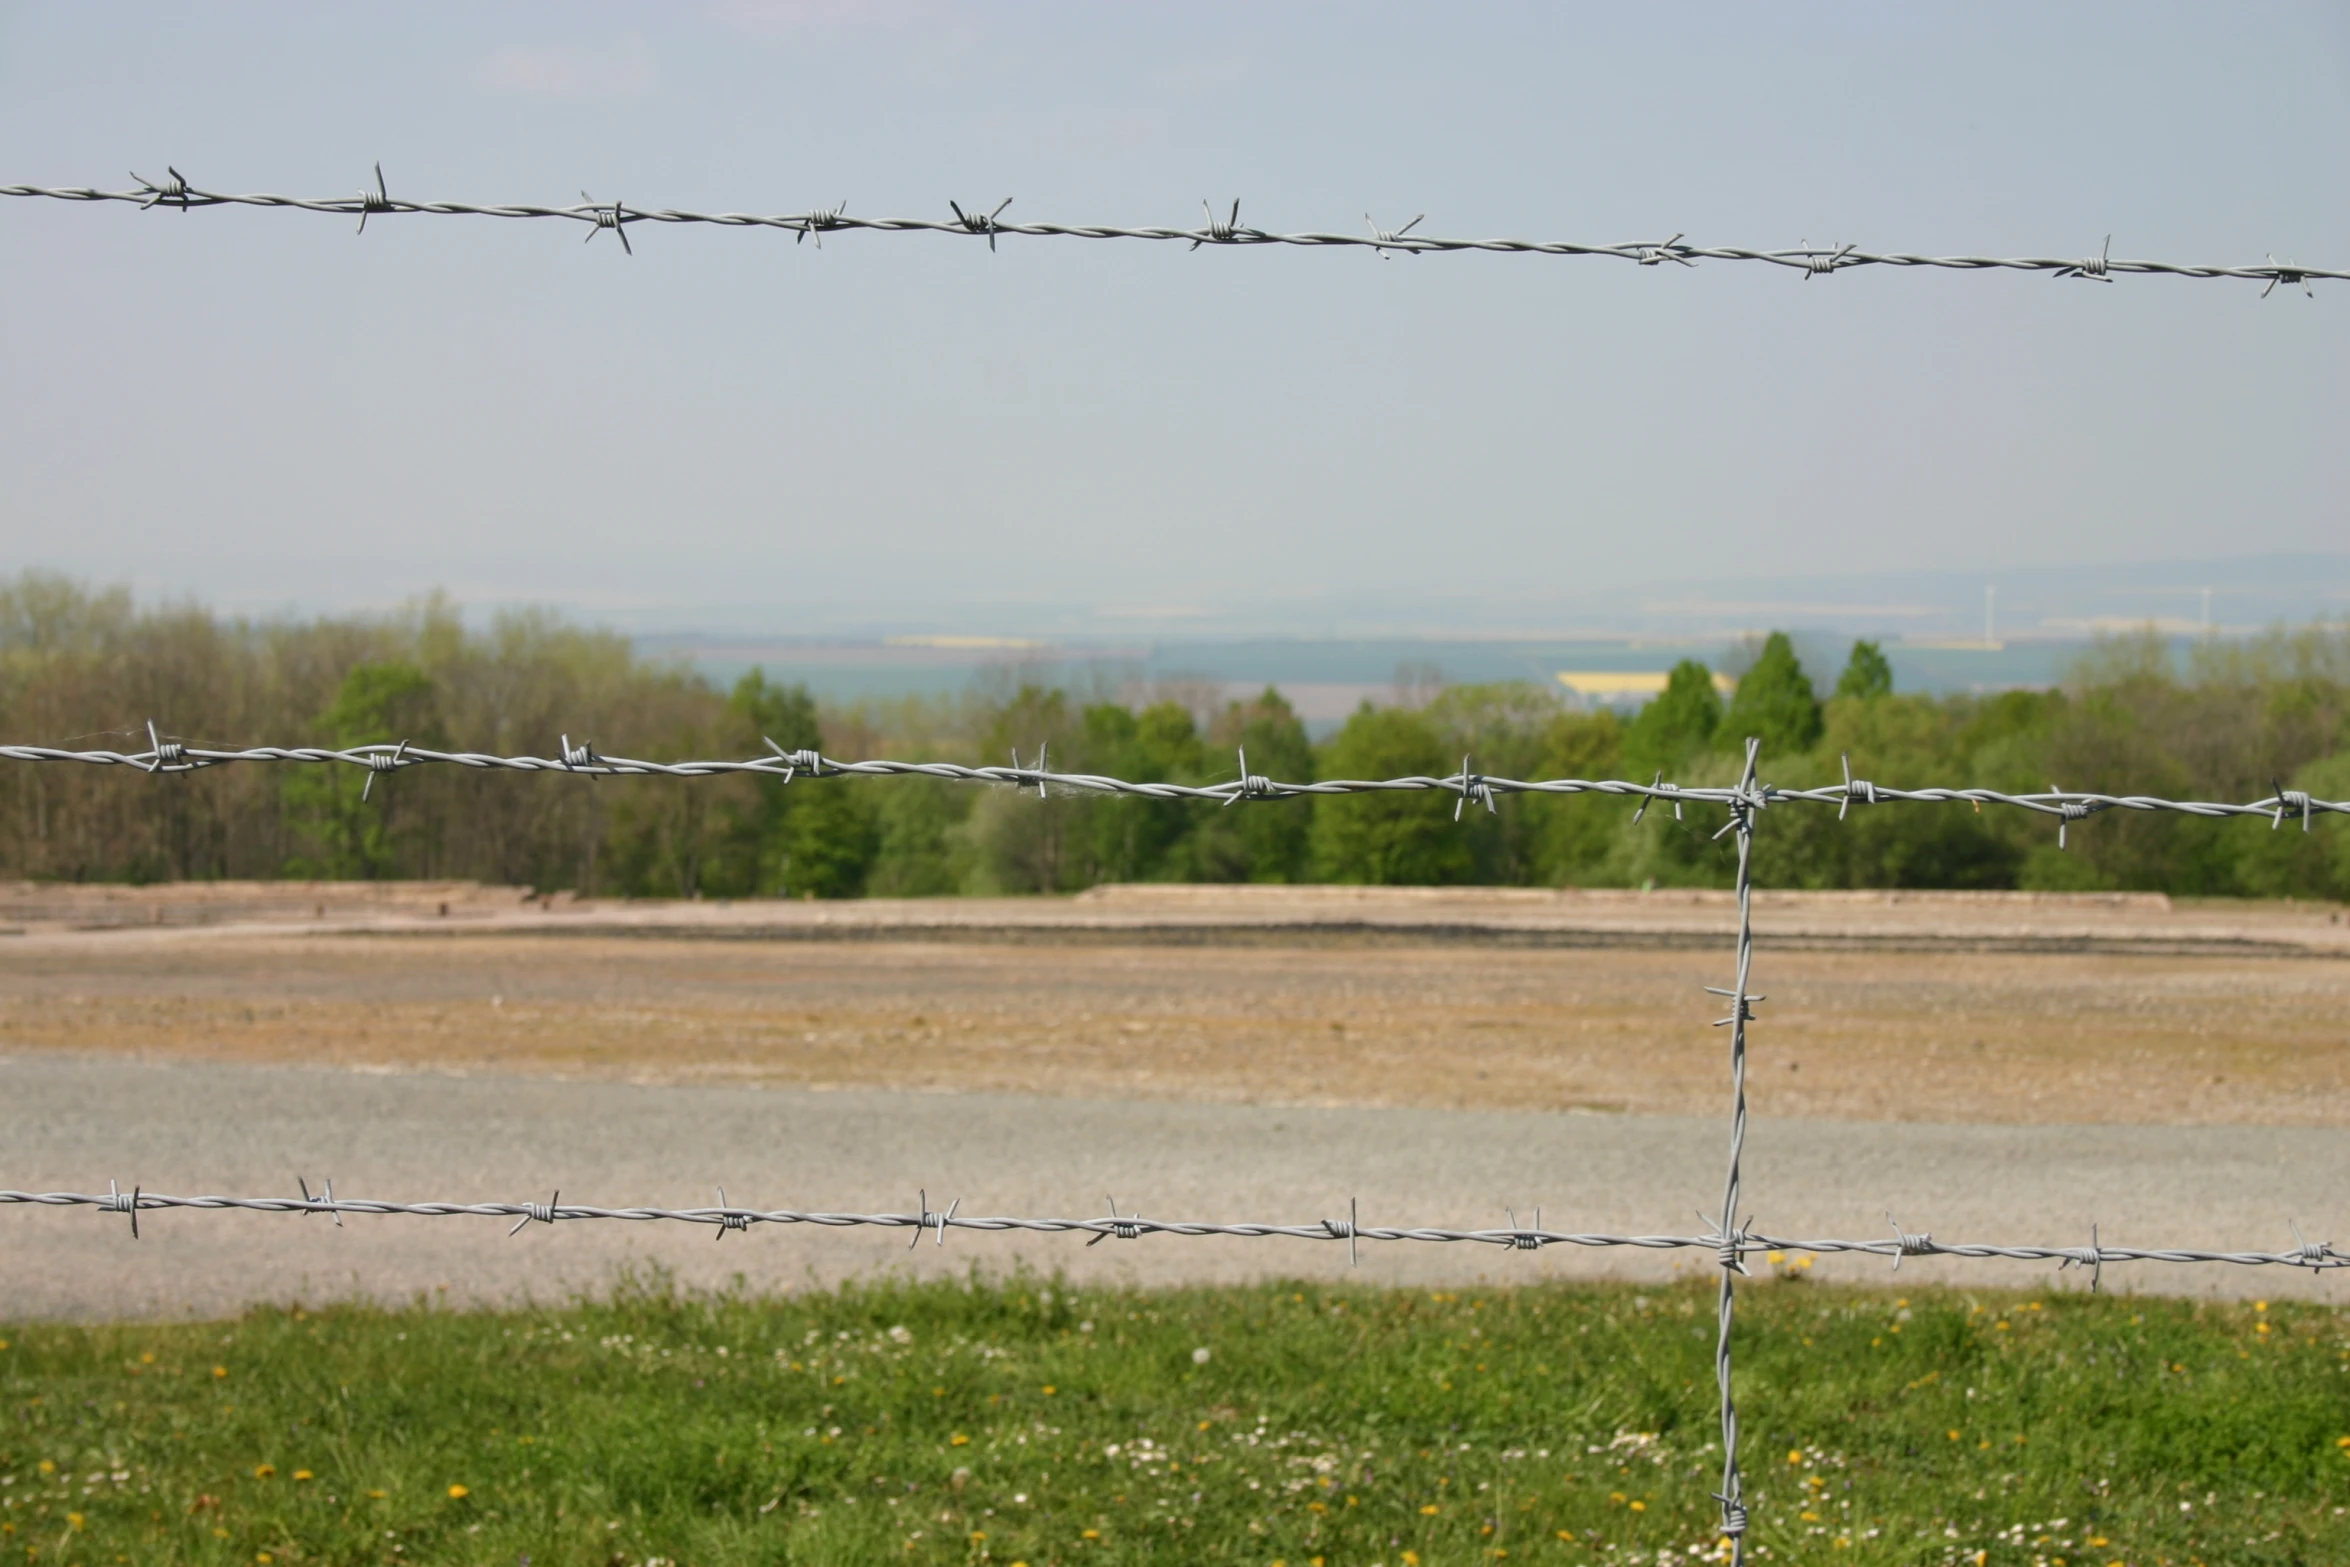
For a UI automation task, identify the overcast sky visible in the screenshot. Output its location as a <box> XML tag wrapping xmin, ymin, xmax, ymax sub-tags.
<box><xmin>2</xmin><ymin>3</ymin><xmax>2343</xmax><ymax>635</ymax></box>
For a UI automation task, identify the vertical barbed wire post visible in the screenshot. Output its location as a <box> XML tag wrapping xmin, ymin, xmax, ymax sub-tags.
<box><xmin>1707</xmin><ymin>737</ymin><xmax>1765</xmax><ymax>1562</ymax></box>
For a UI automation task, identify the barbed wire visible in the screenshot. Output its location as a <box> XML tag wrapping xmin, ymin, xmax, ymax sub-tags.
<box><xmin>4</xmin><ymin>728</ymin><xmax>2344</xmax><ymax>840</ymax></box>
<box><xmin>6</xmin><ymin>1185</ymin><xmax>2338</xmax><ymax>1274</ymax></box>
<box><xmin>1708</xmin><ymin>739</ymin><xmax>1763</xmax><ymax>1547</ymax></box>
<box><xmin>2</xmin><ymin>171</ymin><xmax>2336</xmax><ymax>293</ymax></box>
<box><xmin>7</xmin><ymin>727</ymin><xmax>2340</xmax><ymax>1564</ymax></box>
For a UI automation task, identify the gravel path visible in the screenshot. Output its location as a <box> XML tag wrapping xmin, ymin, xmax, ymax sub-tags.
<box><xmin>5</xmin><ymin>1053</ymin><xmax>2340</xmax><ymax>1319</ymax></box>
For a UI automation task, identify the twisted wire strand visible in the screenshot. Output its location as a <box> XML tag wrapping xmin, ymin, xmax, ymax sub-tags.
<box><xmin>2</xmin><ymin>177</ymin><xmax>2337</xmax><ymax>290</ymax></box>
<box><xmin>5</xmin><ymin>1189</ymin><xmax>2341</xmax><ymax>1272</ymax></box>
<box><xmin>1708</xmin><ymin>739</ymin><xmax>1764</xmax><ymax>1562</ymax></box>
<box><xmin>4</xmin><ymin>738</ymin><xmax>2347</xmax><ymax>826</ymax></box>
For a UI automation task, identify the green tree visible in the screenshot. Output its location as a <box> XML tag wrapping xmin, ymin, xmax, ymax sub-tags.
<box><xmin>713</xmin><ymin>668</ymin><xmax>879</xmax><ymax>898</ymax></box>
<box><xmin>1525</xmin><ymin>709</ymin><xmax>1624</xmax><ymax>885</ymax></box>
<box><xmin>1200</xmin><ymin>688</ymin><xmax>1316</xmax><ymax>883</ymax></box>
<box><xmin>1422</xmin><ymin>682</ymin><xmax>1572</xmax><ymax>884</ymax></box>
<box><xmin>1310</xmin><ymin>704</ymin><xmax>1473</xmax><ymax>885</ymax></box>
<box><xmin>1621</xmin><ymin>660</ymin><xmax>1722</xmax><ymax>779</ymax></box>
<box><xmin>865</xmin><ymin>780</ymin><xmax>967</xmax><ymax>896</ymax></box>
<box><xmin>1720</xmin><ymin>632</ymin><xmax>1822</xmax><ymax>756</ymax></box>
<box><xmin>1080</xmin><ymin>700</ymin><xmax>1202</xmax><ymax>884</ymax></box>
<box><xmin>780</xmin><ymin>781</ymin><xmax>881</xmax><ymax>898</ymax></box>
<box><xmin>282</xmin><ymin>661</ymin><xmax>439</xmax><ymax>879</ymax></box>
<box><xmin>1834</xmin><ymin>640</ymin><xmax>1894</xmax><ymax>702</ymax></box>
<box><xmin>963</xmin><ymin>685</ymin><xmax>1080</xmax><ymax>893</ymax></box>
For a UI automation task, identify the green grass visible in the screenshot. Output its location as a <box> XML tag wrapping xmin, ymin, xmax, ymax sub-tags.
<box><xmin>3</xmin><ymin>1272</ymin><xmax>2346</xmax><ymax>1566</ymax></box>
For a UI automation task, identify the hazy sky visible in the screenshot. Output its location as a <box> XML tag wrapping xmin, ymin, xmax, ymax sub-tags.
<box><xmin>2</xmin><ymin>3</ymin><xmax>2344</xmax><ymax>634</ymax></box>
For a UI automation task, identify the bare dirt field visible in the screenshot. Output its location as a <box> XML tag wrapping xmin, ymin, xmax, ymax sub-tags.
<box><xmin>7</xmin><ymin>887</ymin><xmax>2346</xmax><ymax>1315</ymax></box>
<box><xmin>2</xmin><ymin>891</ymin><xmax>2345</xmax><ymax>1126</ymax></box>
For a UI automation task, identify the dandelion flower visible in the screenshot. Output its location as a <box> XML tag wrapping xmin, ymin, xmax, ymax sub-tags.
<box><xmin>950</xmin><ymin>1434</ymin><xmax>971</xmax><ymax>1447</ymax></box>
<box><xmin>1421</xmin><ymin>1504</ymin><xmax>1441</xmax><ymax>1516</ymax></box>
<box><xmin>447</xmin><ymin>1483</ymin><xmax>471</xmax><ymax>1500</ymax></box>
<box><xmin>1192</xmin><ymin>1347</ymin><xmax>1211</xmax><ymax>1365</ymax></box>
<box><xmin>1787</xmin><ymin>1449</ymin><xmax>1804</xmax><ymax>1465</ymax></box>
<box><xmin>254</xmin><ymin>1464</ymin><xmax>277</xmax><ymax>1479</ymax></box>
<box><xmin>213</xmin><ymin>1365</ymin><xmax>229</xmax><ymax>1379</ymax></box>
<box><xmin>65</xmin><ymin>1513</ymin><xmax>83</xmax><ymax>1530</ymax></box>
<box><xmin>293</xmin><ymin>1470</ymin><xmax>314</xmax><ymax>1482</ymax></box>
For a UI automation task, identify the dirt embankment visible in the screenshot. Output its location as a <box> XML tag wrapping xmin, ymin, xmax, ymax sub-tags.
<box><xmin>5</xmin><ymin>880</ymin><xmax>2345</xmax><ymax>957</ymax></box>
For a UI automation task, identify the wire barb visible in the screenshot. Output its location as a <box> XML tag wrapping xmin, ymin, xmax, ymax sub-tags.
<box><xmin>1838</xmin><ymin>752</ymin><xmax>1877</xmax><ymax>820</ymax></box>
<box><xmin>2262</xmin><ymin>255</ymin><xmax>2314</xmax><ymax>299</ymax></box>
<box><xmin>1191</xmin><ymin>198</ymin><xmax>1244</xmax><ymax>250</ymax></box>
<box><xmin>1322</xmin><ymin>1197</ymin><xmax>1362</xmax><ymax>1266</ymax></box>
<box><xmin>103</xmin><ymin>1178</ymin><xmax>141</xmax><ymax>1239</ymax></box>
<box><xmin>1453</xmin><ymin>755</ymin><xmax>1496</xmax><ymax>821</ymax></box>
<box><xmin>1224</xmin><ymin>746</ymin><xmax>1275</xmax><ymax>807</ymax></box>
<box><xmin>2056</xmin><ymin>1222</ymin><xmax>2105</xmax><ymax>1293</ymax></box>
<box><xmin>1638</xmin><ymin>232</ymin><xmax>1696</xmax><ymax>268</ymax></box>
<box><xmin>581</xmin><ymin>191</ymin><xmax>632</xmax><ymax>254</ymax></box>
<box><xmin>949</xmin><ymin>198</ymin><xmax>1013</xmax><ymax>251</ymax></box>
<box><xmin>1800</xmin><ymin>240</ymin><xmax>1858</xmax><ymax>278</ymax></box>
<box><xmin>2055</xmin><ymin>235</ymin><xmax>2113</xmax><ymax>282</ymax></box>
<box><xmin>763</xmin><ymin>737</ymin><xmax>824</xmax><ymax>779</ymax></box>
<box><xmin>507</xmin><ymin>1189</ymin><xmax>560</xmax><ymax>1237</ymax></box>
<box><xmin>360</xmin><ymin>738</ymin><xmax>408</xmax><ymax>802</ymax></box>
<box><xmin>131</xmin><ymin>165</ymin><xmax>193</xmax><ymax>211</ymax></box>
<box><xmin>1085</xmin><ymin>1194</ymin><xmax>1145</xmax><ymax>1247</ymax></box>
<box><xmin>141</xmin><ymin>719</ymin><xmax>189</xmax><ymax>775</ymax></box>
<box><xmin>1885</xmin><ymin>1214</ymin><xmax>1935</xmax><ymax>1273</ymax></box>
<box><xmin>2050</xmin><ymin>783</ymin><xmax>2107</xmax><ymax>849</ymax></box>
<box><xmin>355</xmin><ymin>163</ymin><xmax>391</xmax><ymax>235</ymax></box>
<box><xmin>796</xmin><ymin>201</ymin><xmax>847</xmax><ymax>247</ymax></box>
<box><xmin>911</xmin><ymin>1189</ymin><xmax>960</xmax><ymax>1249</ymax></box>
<box><xmin>713</xmin><ymin>1185</ymin><xmax>754</xmax><ymax>1239</ymax></box>
<box><xmin>1365</xmin><ymin>211</ymin><xmax>1424</xmax><ymax>257</ymax></box>
<box><xmin>298</xmin><ymin>1176</ymin><xmax>342</xmax><ymax>1229</ymax></box>
<box><xmin>2271</xmin><ymin>777</ymin><xmax>2312</xmax><ymax>832</ymax></box>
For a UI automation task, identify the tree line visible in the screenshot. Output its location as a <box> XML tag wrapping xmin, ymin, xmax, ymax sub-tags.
<box><xmin>3</xmin><ymin>573</ymin><xmax>2347</xmax><ymax>899</ymax></box>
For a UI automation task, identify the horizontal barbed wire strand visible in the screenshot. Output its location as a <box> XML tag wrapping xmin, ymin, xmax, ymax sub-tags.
<box><xmin>6</xmin><ymin>1188</ymin><xmax>2341</xmax><ymax>1274</ymax></box>
<box><xmin>6</xmin><ymin>734</ymin><xmax>2344</xmax><ymax>829</ymax></box>
<box><xmin>1</xmin><ymin>173</ymin><xmax>2335</xmax><ymax>292</ymax></box>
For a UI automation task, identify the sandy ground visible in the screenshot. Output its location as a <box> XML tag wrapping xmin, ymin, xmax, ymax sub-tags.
<box><xmin>5</xmin><ymin>1053</ymin><xmax>2342</xmax><ymax>1318</ymax></box>
<box><xmin>2</xmin><ymin>891</ymin><xmax>2343</xmax><ymax>1318</ymax></box>
<box><xmin>1</xmin><ymin>930</ymin><xmax>2344</xmax><ymax>1125</ymax></box>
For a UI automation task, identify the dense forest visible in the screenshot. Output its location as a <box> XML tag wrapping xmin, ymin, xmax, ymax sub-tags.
<box><xmin>3</xmin><ymin>573</ymin><xmax>2347</xmax><ymax>899</ymax></box>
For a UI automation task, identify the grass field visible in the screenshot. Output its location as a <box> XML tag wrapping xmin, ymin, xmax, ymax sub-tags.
<box><xmin>3</xmin><ymin>1274</ymin><xmax>2344</xmax><ymax>1567</ymax></box>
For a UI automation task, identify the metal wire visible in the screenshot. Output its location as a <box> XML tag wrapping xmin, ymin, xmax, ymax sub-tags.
<box><xmin>5</xmin><ymin>731</ymin><xmax>2345</xmax><ymax>833</ymax></box>
<box><xmin>6</xmin><ymin>1187</ymin><xmax>2340</xmax><ymax>1273</ymax></box>
<box><xmin>2</xmin><ymin>171</ymin><xmax>2336</xmax><ymax>292</ymax></box>
<box><xmin>1706</xmin><ymin>738</ymin><xmax>1765</xmax><ymax>1559</ymax></box>
<box><xmin>5</xmin><ymin>728</ymin><xmax>2342</xmax><ymax>1562</ymax></box>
